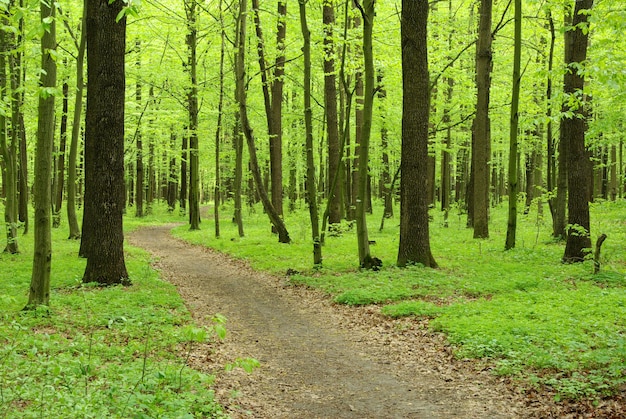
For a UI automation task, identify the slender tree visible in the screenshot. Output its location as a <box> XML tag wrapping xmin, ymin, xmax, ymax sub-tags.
<box><xmin>323</xmin><ymin>0</ymin><xmax>342</xmax><ymax>226</ymax></box>
<box><xmin>563</xmin><ymin>0</ymin><xmax>594</xmax><ymax>262</ymax></box>
<box><xmin>53</xmin><ymin>81</ymin><xmax>68</xmax><ymax>228</ymax></box>
<box><xmin>298</xmin><ymin>0</ymin><xmax>321</xmax><ymax>266</ymax></box>
<box><xmin>236</xmin><ymin>0</ymin><xmax>290</xmax><ymax>243</ymax></box>
<box><xmin>397</xmin><ymin>0</ymin><xmax>437</xmax><ymax>268</ymax></box>
<box><xmin>66</xmin><ymin>6</ymin><xmax>86</xmax><ymax>240</ymax></box>
<box><xmin>214</xmin><ymin>0</ymin><xmax>225</xmax><ymax>238</ymax></box>
<box><xmin>81</xmin><ymin>0</ymin><xmax>129</xmax><ymax>285</ymax></box>
<box><xmin>354</xmin><ymin>0</ymin><xmax>376</xmax><ymax>268</ymax></box>
<box><xmin>505</xmin><ymin>0</ymin><xmax>522</xmax><ymax>250</ymax></box>
<box><xmin>0</xmin><ymin>23</ymin><xmax>19</xmax><ymax>254</ymax></box>
<box><xmin>185</xmin><ymin>0</ymin><xmax>200</xmax><ymax>230</ymax></box>
<box><xmin>134</xmin><ymin>39</ymin><xmax>144</xmax><ymax>218</ymax></box>
<box><xmin>27</xmin><ymin>0</ymin><xmax>56</xmax><ymax>308</ymax></box>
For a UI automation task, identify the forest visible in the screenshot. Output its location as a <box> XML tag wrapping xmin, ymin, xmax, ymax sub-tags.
<box><xmin>1</xmin><ymin>0</ymin><xmax>626</xmax><ymax>417</ymax></box>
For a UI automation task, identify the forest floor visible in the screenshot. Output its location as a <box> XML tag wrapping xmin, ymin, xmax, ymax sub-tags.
<box><xmin>128</xmin><ymin>224</ymin><xmax>588</xmax><ymax>418</ymax></box>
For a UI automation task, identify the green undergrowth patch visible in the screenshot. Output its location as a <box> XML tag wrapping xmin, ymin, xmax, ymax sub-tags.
<box><xmin>0</xmin><ymin>224</ymin><xmax>227</xmax><ymax>418</ymax></box>
<box><xmin>172</xmin><ymin>199</ymin><xmax>626</xmax><ymax>401</ymax></box>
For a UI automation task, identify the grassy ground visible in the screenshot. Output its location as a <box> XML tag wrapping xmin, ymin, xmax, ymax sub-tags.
<box><xmin>0</xmin><ymin>209</ymin><xmax>227</xmax><ymax>418</ymax></box>
<box><xmin>175</xmin><ymin>198</ymin><xmax>626</xmax><ymax>401</ymax></box>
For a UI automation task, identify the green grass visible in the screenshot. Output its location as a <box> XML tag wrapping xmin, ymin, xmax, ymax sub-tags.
<box><xmin>174</xmin><ymin>198</ymin><xmax>626</xmax><ymax>401</ymax></box>
<box><xmin>0</xmin><ymin>208</ymin><xmax>227</xmax><ymax>418</ymax></box>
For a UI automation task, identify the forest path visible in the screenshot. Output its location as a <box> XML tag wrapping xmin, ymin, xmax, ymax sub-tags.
<box><xmin>128</xmin><ymin>224</ymin><xmax>527</xmax><ymax>418</ymax></box>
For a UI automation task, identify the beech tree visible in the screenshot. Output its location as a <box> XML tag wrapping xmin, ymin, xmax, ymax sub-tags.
<box><xmin>81</xmin><ymin>0</ymin><xmax>129</xmax><ymax>285</ymax></box>
<box><xmin>397</xmin><ymin>0</ymin><xmax>437</xmax><ymax>268</ymax></box>
<box><xmin>562</xmin><ymin>0</ymin><xmax>594</xmax><ymax>263</ymax></box>
<box><xmin>27</xmin><ymin>0</ymin><xmax>56</xmax><ymax>308</ymax></box>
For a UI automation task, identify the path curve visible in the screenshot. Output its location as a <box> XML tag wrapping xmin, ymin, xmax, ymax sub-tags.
<box><xmin>128</xmin><ymin>225</ymin><xmax>526</xmax><ymax>418</ymax></box>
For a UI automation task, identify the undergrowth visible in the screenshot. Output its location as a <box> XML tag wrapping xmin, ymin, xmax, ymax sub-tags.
<box><xmin>0</xmin><ymin>211</ymin><xmax>233</xmax><ymax>418</ymax></box>
<box><xmin>173</xmin><ymin>198</ymin><xmax>626</xmax><ymax>402</ymax></box>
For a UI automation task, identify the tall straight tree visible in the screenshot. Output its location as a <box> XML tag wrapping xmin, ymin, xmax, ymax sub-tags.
<box><xmin>236</xmin><ymin>0</ymin><xmax>290</xmax><ymax>243</ymax></box>
<box><xmin>563</xmin><ymin>0</ymin><xmax>594</xmax><ymax>262</ymax></box>
<box><xmin>298</xmin><ymin>0</ymin><xmax>321</xmax><ymax>266</ymax></box>
<box><xmin>471</xmin><ymin>0</ymin><xmax>493</xmax><ymax>238</ymax></box>
<box><xmin>504</xmin><ymin>0</ymin><xmax>522</xmax><ymax>250</ymax></box>
<box><xmin>323</xmin><ymin>0</ymin><xmax>342</xmax><ymax>226</ymax></box>
<box><xmin>251</xmin><ymin>0</ymin><xmax>286</xmax><ymax>224</ymax></box>
<box><xmin>354</xmin><ymin>0</ymin><xmax>376</xmax><ymax>268</ymax></box>
<box><xmin>0</xmin><ymin>22</ymin><xmax>18</xmax><ymax>254</ymax></box>
<box><xmin>81</xmin><ymin>0</ymin><xmax>129</xmax><ymax>285</ymax></box>
<box><xmin>66</xmin><ymin>5</ymin><xmax>86</xmax><ymax>240</ymax></box>
<box><xmin>27</xmin><ymin>0</ymin><xmax>56</xmax><ymax>308</ymax></box>
<box><xmin>397</xmin><ymin>0</ymin><xmax>437</xmax><ymax>268</ymax></box>
<box><xmin>185</xmin><ymin>0</ymin><xmax>200</xmax><ymax>230</ymax></box>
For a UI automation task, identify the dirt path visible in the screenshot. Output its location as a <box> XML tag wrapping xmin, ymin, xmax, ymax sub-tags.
<box><xmin>128</xmin><ymin>225</ymin><xmax>530</xmax><ymax>418</ymax></box>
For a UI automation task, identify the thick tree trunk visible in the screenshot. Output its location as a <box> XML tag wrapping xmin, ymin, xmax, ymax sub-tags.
<box><xmin>563</xmin><ymin>0</ymin><xmax>594</xmax><ymax>263</ymax></box>
<box><xmin>397</xmin><ymin>0</ymin><xmax>437</xmax><ymax>268</ymax></box>
<box><xmin>27</xmin><ymin>1</ymin><xmax>56</xmax><ymax>308</ymax></box>
<box><xmin>81</xmin><ymin>0</ymin><xmax>129</xmax><ymax>285</ymax></box>
<box><xmin>471</xmin><ymin>0</ymin><xmax>493</xmax><ymax>239</ymax></box>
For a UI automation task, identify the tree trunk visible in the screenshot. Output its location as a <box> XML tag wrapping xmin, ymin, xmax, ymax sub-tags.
<box><xmin>214</xmin><ymin>0</ymin><xmax>225</xmax><ymax>237</ymax></box>
<box><xmin>134</xmin><ymin>40</ymin><xmax>144</xmax><ymax>218</ymax></box>
<box><xmin>167</xmin><ymin>129</ymin><xmax>177</xmax><ymax>211</ymax></box>
<box><xmin>397</xmin><ymin>0</ymin><xmax>437</xmax><ymax>268</ymax></box>
<box><xmin>0</xmin><ymin>26</ymin><xmax>19</xmax><ymax>254</ymax></box>
<box><xmin>81</xmin><ymin>0</ymin><xmax>129</xmax><ymax>285</ymax></box>
<box><xmin>27</xmin><ymin>0</ymin><xmax>56</xmax><ymax>308</ymax></box>
<box><xmin>67</xmin><ymin>6</ymin><xmax>86</xmax><ymax>240</ymax></box>
<box><xmin>185</xmin><ymin>0</ymin><xmax>200</xmax><ymax>230</ymax></box>
<box><xmin>563</xmin><ymin>0</ymin><xmax>594</xmax><ymax>263</ymax></box>
<box><xmin>504</xmin><ymin>0</ymin><xmax>521</xmax><ymax>251</ymax></box>
<box><xmin>233</xmin><ymin>112</ymin><xmax>245</xmax><ymax>237</ymax></box>
<box><xmin>236</xmin><ymin>0</ymin><xmax>290</xmax><ymax>243</ymax></box>
<box><xmin>180</xmin><ymin>132</ymin><xmax>188</xmax><ymax>213</ymax></box>
<box><xmin>299</xmin><ymin>0</ymin><xmax>321</xmax><ymax>265</ymax></box>
<box><xmin>53</xmin><ymin>82</ymin><xmax>68</xmax><ymax>228</ymax></box>
<box><xmin>471</xmin><ymin>0</ymin><xmax>493</xmax><ymax>239</ymax></box>
<box><xmin>354</xmin><ymin>0</ymin><xmax>376</xmax><ymax>268</ymax></box>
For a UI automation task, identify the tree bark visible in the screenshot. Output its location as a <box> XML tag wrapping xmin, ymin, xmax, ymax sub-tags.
<box><xmin>563</xmin><ymin>0</ymin><xmax>594</xmax><ymax>263</ymax></box>
<box><xmin>397</xmin><ymin>0</ymin><xmax>437</xmax><ymax>268</ymax></box>
<box><xmin>236</xmin><ymin>0</ymin><xmax>290</xmax><ymax>243</ymax></box>
<box><xmin>53</xmin><ymin>82</ymin><xmax>68</xmax><ymax>228</ymax></box>
<box><xmin>505</xmin><ymin>0</ymin><xmax>521</xmax><ymax>250</ymax></box>
<box><xmin>81</xmin><ymin>0</ymin><xmax>129</xmax><ymax>285</ymax></box>
<box><xmin>134</xmin><ymin>40</ymin><xmax>144</xmax><ymax>218</ymax></box>
<box><xmin>471</xmin><ymin>0</ymin><xmax>493</xmax><ymax>239</ymax></box>
<box><xmin>27</xmin><ymin>0</ymin><xmax>56</xmax><ymax>308</ymax></box>
<box><xmin>185</xmin><ymin>0</ymin><xmax>200</xmax><ymax>230</ymax></box>
<box><xmin>299</xmin><ymin>0</ymin><xmax>321</xmax><ymax>266</ymax></box>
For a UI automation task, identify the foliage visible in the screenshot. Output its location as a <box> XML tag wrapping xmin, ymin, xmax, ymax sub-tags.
<box><xmin>0</xmin><ymin>221</ymin><xmax>230</xmax><ymax>418</ymax></box>
<box><xmin>176</xmin><ymin>199</ymin><xmax>626</xmax><ymax>401</ymax></box>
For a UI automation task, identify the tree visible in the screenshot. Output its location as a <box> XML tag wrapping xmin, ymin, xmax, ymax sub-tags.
<box><xmin>504</xmin><ymin>0</ymin><xmax>522</xmax><ymax>251</ymax></box>
<box><xmin>185</xmin><ymin>0</ymin><xmax>200</xmax><ymax>230</ymax></box>
<box><xmin>323</xmin><ymin>0</ymin><xmax>342</xmax><ymax>226</ymax></box>
<box><xmin>66</xmin><ymin>4</ymin><xmax>86</xmax><ymax>240</ymax></box>
<box><xmin>298</xmin><ymin>0</ymin><xmax>321</xmax><ymax>266</ymax></box>
<box><xmin>81</xmin><ymin>0</ymin><xmax>129</xmax><ymax>285</ymax></box>
<box><xmin>235</xmin><ymin>0</ymin><xmax>290</xmax><ymax>243</ymax></box>
<box><xmin>471</xmin><ymin>0</ymin><xmax>493</xmax><ymax>239</ymax></box>
<box><xmin>563</xmin><ymin>0</ymin><xmax>594</xmax><ymax>263</ymax></box>
<box><xmin>0</xmin><ymin>17</ymin><xmax>19</xmax><ymax>254</ymax></box>
<box><xmin>134</xmin><ymin>39</ymin><xmax>144</xmax><ymax>218</ymax></box>
<box><xmin>27</xmin><ymin>0</ymin><xmax>56</xmax><ymax>308</ymax></box>
<box><xmin>354</xmin><ymin>0</ymin><xmax>376</xmax><ymax>269</ymax></box>
<box><xmin>397</xmin><ymin>0</ymin><xmax>437</xmax><ymax>268</ymax></box>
